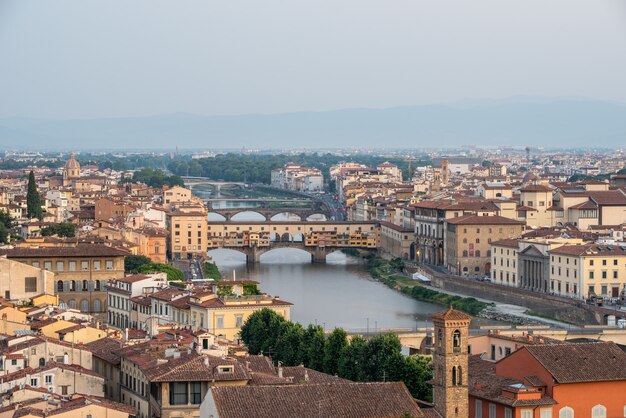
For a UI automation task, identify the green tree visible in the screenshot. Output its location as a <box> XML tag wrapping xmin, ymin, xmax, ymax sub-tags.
<box><xmin>275</xmin><ymin>322</ymin><xmax>305</xmax><ymax>366</ymax></box>
<box><xmin>124</xmin><ymin>255</ymin><xmax>152</xmax><ymax>273</ymax></box>
<box><xmin>323</xmin><ymin>328</ymin><xmax>348</xmax><ymax>375</ymax></box>
<box><xmin>26</xmin><ymin>171</ymin><xmax>43</xmax><ymax>220</ymax></box>
<box><xmin>402</xmin><ymin>355</ymin><xmax>433</xmax><ymax>402</ymax></box>
<box><xmin>0</xmin><ymin>223</ymin><xmax>8</xmax><ymax>244</ymax></box>
<box><xmin>240</xmin><ymin>309</ymin><xmax>287</xmax><ymax>356</ymax></box>
<box><xmin>338</xmin><ymin>335</ymin><xmax>367</xmax><ymax>381</ymax></box>
<box><xmin>41</xmin><ymin>222</ymin><xmax>75</xmax><ymax>238</ymax></box>
<box><xmin>136</xmin><ymin>262</ymin><xmax>184</xmax><ymax>281</ymax></box>
<box><xmin>361</xmin><ymin>334</ymin><xmax>403</xmax><ymax>381</ymax></box>
<box><xmin>303</xmin><ymin>324</ymin><xmax>326</xmax><ymax>370</ymax></box>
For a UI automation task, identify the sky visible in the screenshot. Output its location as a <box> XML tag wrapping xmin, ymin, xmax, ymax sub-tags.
<box><xmin>1</xmin><ymin>0</ymin><xmax>626</xmax><ymax>119</ymax></box>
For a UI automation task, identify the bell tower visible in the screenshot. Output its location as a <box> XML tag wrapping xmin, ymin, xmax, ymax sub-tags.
<box><xmin>432</xmin><ymin>307</ymin><xmax>470</xmax><ymax>418</ymax></box>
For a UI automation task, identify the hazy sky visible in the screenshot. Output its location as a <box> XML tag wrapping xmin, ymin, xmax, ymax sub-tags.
<box><xmin>1</xmin><ymin>0</ymin><xmax>626</xmax><ymax>119</ymax></box>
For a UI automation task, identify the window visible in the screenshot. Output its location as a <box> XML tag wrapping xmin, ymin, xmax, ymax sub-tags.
<box><xmin>505</xmin><ymin>408</ymin><xmax>512</xmax><ymax>418</ymax></box>
<box><xmin>591</xmin><ymin>405</ymin><xmax>606</xmax><ymax>418</ymax></box>
<box><xmin>25</xmin><ymin>277</ymin><xmax>37</xmax><ymax>293</ymax></box>
<box><xmin>614</xmin><ymin>259</ymin><xmax>618</xmax><ymax>266</ymax></box>
<box><xmin>190</xmin><ymin>382</ymin><xmax>202</xmax><ymax>404</ymax></box>
<box><xmin>44</xmin><ymin>262</ymin><xmax>52</xmax><ymax>271</ymax></box>
<box><xmin>93</xmin><ymin>261</ymin><xmax>101</xmax><ymax>271</ymax></box>
<box><xmin>81</xmin><ymin>261</ymin><xmax>89</xmax><ymax>271</ymax></box>
<box><xmin>235</xmin><ymin>315</ymin><xmax>243</xmax><ymax>328</ymax></box>
<box><xmin>602</xmin><ymin>259</ymin><xmax>607</xmax><ymax>266</ymax></box>
<box><xmin>614</xmin><ymin>271</ymin><xmax>618</xmax><ymax>279</ymax></box>
<box><xmin>489</xmin><ymin>404</ymin><xmax>496</xmax><ymax>418</ymax></box>
<box><xmin>56</xmin><ymin>261</ymin><xmax>64</xmax><ymax>271</ymax></box>
<box><xmin>590</xmin><ymin>271</ymin><xmax>594</xmax><ymax>279</ymax></box>
<box><xmin>590</xmin><ymin>260</ymin><xmax>594</xmax><ymax>266</ymax></box>
<box><xmin>216</xmin><ymin>315</ymin><xmax>224</xmax><ymax>330</ymax></box>
<box><xmin>61</xmin><ymin>385</ymin><xmax>68</xmax><ymax>395</ymax></box>
<box><xmin>475</xmin><ymin>400</ymin><xmax>482</xmax><ymax>418</ymax></box>
<box><xmin>69</xmin><ymin>261</ymin><xmax>76</xmax><ymax>271</ymax></box>
<box><xmin>106</xmin><ymin>260</ymin><xmax>113</xmax><ymax>270</ymax></box>
<box><xmin>32</xmin><ymin>261</ymin><xmax>40</xmax><ymax>268</ymax></box>
<box><xmin>45</xmin><ymin>375</ymin><xmax>53</xmax><ymax>384</ymax></box>
<box><xmin>602</xmin><ymin>271</ymin><xmax>607</xmax><ymax>279</ymax></box>
<box><xmin>559</xmin><ymin>407</ymin><xmax>574</xmax><ymax>418</ymax></box>
<box><xmin>540</xmin><ymin>408</ymin><xmax>553</xmax><ymax>418</ymax></box>
<box><xmin>521</xmin><ymin>410</ymin><xmax>533</xmax><ymax>418</ymax></box>
<box><xmin>169</xmin><ymin>382</ymin><xmax>188</xmax><ymax>405</ymax></box>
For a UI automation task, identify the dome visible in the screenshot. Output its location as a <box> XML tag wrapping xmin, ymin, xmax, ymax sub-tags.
<box><xmin>65</xmin><ymin>152</ymin><xmax>80</xmax><ymax>170</ymax></box>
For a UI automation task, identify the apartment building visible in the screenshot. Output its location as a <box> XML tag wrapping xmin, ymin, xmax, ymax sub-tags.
<box><xmin>0</xmin><ymin>244</ymin><xmax>128</xmax><ymax>314</ymax></box>
<box><xmin>106</xmin><ymin>273</ymin><xmax>167</xmax><ymax>330</ymax></box>
<box><xmin>270</xmin><ymin>164</ymin><xmax>324</xmax><ymax>193</ymax></box>
<box><xmin>166</xmin><ymin>206</ymin><xmax>208</xmax><ymax>260</ymax></box>
<box><xmin>444</xmin><ymin>215</ymin><xmax>525</xmax><ymax>276</ymax></box>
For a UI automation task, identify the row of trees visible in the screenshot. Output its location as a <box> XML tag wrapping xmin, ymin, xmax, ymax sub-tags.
<box><xmin>124</xmin><ymin>255</ymin><xmax>185</xmax><ymax>281</ymax></box>
<box><xmin>240</xmin><ymin>309</ymin><xmax>433</xmax><ymax>401</ymax></box>
<box><xmin>168</xmin><ymin>153</ymin><xmax>431</xmax><ymax>183</ymax></box>
<box><xmin>125</xmin><ymin>168</ymin><xmax>185</xmax><ymax>188</ymax></box>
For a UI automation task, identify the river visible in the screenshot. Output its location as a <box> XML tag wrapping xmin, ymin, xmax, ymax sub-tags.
<box><xmin>204</xmin><ymin>199</ymin><xmax>495</xmax><ymax>331</ymax></box>
<box><xmin>208</xmin><ymin>248</ymin><xmax>440</xmax><ymax>332</ymax></box>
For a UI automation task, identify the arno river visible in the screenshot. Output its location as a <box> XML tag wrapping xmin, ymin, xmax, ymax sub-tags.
<box><xmin>205</xmin><ymin>200</ymin><xmax>498</xmax><ymax>331</ymax></box>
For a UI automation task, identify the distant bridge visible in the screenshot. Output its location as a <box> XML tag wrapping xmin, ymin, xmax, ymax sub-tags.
<box><xmin>182</xmin><ymin>176</ymin><xmax>246</xmax><ymax>191</ymax></box>
<box><xmin>207</xmin><ymin>221</ymin><xmax>379</xmax><ymax>263</ymax></box>
<box><xmin>207</xmin><ymin>199</ymin><xmax>332</xmax><ymax>221</ymax></box>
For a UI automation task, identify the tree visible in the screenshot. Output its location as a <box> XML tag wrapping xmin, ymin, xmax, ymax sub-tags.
<box><xmin>136</xmin><ymin>262</ymin><xmax>184</xmax><ymax>281</ymax></box>
<box><xmin>323</xmin><ymin>328</ymin><xmax>348</xmax><ymax>375</ymax></box>
<box><xmin>240</xmin><ymin>308</ymin><xmax>287</xmax><ymax>356</ymax></box>
<box><xmin>124</xmin><ymin>255</ymin><xmax>152</xmax><ymax>273</ymax></box>
<box><xmin>275</xmin><ymin>322</ymin><xmax>305</xmax><ymax>366</ymax></box>
<box><xmin>338</xmin><ymin>335</ymin><xmax>367</xmax><ymax>381</ymax></box>
<box><xmin>402</xmin><ymin>355</ymin><xmax>433</xmax><ymax>402</ymax></box>
<box><xmin>303</xmin><ymin>324</ymin><xmax>326</xmax><ymax>370</ymax></box>
<box><xmin>41</xmin><ymin>222</ymin><xmax>75</xmax><ymax>238</ymax></box>
<box><xmin>26</xmin><ymin>171</ymin><xmax>43</xmax><ymax>220</ymax></box>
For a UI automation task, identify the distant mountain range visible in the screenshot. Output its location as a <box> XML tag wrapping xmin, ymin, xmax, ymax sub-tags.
<box><xmin>1</xmin><ymin>97</ymin><xmax>625</xmax><ymax>150</ymax></box>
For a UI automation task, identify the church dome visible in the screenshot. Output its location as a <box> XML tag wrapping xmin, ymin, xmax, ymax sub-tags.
<box><xmin>65</xmin><ymin>152</ymin><xmax>80</xmax><ymax>171</ymax></box>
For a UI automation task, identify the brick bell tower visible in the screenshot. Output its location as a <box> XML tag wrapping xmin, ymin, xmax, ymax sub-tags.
<box><xmin>432</xmin><ymin>307</ymin><xmax>470</xmax><ymax>418</ymax></box>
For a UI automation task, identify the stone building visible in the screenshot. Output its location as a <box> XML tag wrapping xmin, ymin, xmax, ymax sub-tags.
<box><xmin>444</xmin><ymin>215</ymin><xmax>525</xmax><ymax>276</ymax></box>
<box><xmin>62</xmin><ymin>152</ymin><xmax>80</xmax><ymax>186</ymax></box>
<box><xmin>0</xmin><ymin>256</ymin><xmax>55</xmax><ymax>303</ymax></box>
<box><xmin>0</xmin><ymin>244</ymin><xmax>128</xmax><ymax>314</ymax></box>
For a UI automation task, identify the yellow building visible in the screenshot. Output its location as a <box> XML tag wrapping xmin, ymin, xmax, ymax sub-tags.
<box><xmin>445</xmin><ymin>215</ymin><xmax>525</xmax><ymax>276</ymax></box>
<box><xmin>188</xmin><ymin>282</ymin><xmax>292</xmax><ymax>341</ymax></box>
<box><xmin>0</xmin><ymin>304</ymin><xmax>29</xmax><ymax>336</ymax></box>
<box><xmin>166</xmin><ymin>207</ymin><xmax>208</xmax><ymax>260</ymax></box>
<box><xmin>0</xmin><ymin>244</ymin><xmax>128</xmax><ymax>314</ymax></box>
<box><xmin>0</xmin><ymin>256</ymin><xmax>55</xmax><ymax>303</ymax></box>
<box><xmin>549</xmin><ymin>243</ymin><xmax>626</xmax><ymax>299</ymax></box>
<box><xmin>163</xmin><ymin>185</ymin><xmax>193</xmax><ymax>208</ymax></box>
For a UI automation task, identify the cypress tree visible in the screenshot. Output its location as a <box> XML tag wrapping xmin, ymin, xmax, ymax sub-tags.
<box><xmin>26</xmin><ymin>171</ymin><xmax>43</xmax><ymax>220</ymax></box>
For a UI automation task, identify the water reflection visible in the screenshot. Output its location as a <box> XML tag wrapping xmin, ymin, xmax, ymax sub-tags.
<box><xmin>208</xmin><ymin>248</ymin><xmax>440</xmax><ymax>331</ymax></box>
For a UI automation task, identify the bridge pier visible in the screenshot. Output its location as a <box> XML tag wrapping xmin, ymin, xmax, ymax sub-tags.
<box><xmin>311</xmin><ymin>247</ymin><xmax>327</xmax><ymax>264</ymax></box>
<box><xmin>245</xmin><ymin>248</ymin><xmax>261</xmax><ymax>264</ymax></box>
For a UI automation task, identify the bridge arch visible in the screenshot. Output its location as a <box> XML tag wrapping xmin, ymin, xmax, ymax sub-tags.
<box><xmin>305</xmin><ymin>213</ymin><xmax>328</xmax><ymax>221</ymax></box>
<box><xmin>230</xmin><ymin>210</ymin><xmax>268</xmax><ymax>221</ymax></box>
<box><xmin>270</xmin><ymin>212</ymin><xmax>305</xmax><ymax>221</ymax></box>
<box><xmin>208</xmin><ymin>212</ymin><xmax>227</xmax><ymax>221</ymax></box>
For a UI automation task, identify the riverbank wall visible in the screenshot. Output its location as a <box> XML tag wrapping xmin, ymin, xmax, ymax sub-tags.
<box><xmin>418</xmin><ymin>266</ymin><xmax>603</xmax><ymax>325</ymax></box>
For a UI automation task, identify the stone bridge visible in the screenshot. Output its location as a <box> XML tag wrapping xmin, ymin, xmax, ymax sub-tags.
<box><xmin>207</xmin><ymin>221</ymin><xmax>380</xmax><ymax>264</ymax></box>
<box><xmin>207</xmin><ymin>199</ymin><xmax>332</xmax><ymax>221</ymax></box>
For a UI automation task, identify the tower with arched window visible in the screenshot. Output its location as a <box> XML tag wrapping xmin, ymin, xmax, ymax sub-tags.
<box><xmin>432</xmin><ymin>307</ymin><xmax>470</xmax><ymax>418</ymax></box>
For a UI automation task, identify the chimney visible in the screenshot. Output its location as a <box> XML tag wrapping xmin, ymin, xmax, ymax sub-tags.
<box><xmin>474</xmin><ymin>383</ymin><xmax>482</xmax><ymax>390</ymax></box>
<box><xmin>304</xmin><ymin>370</ymin><xmax>309</xmax><ymax>382</ymax></box>
<box><xmin>125</xmin><ymin>328</ymin><xmax>129</xmax><ymax>341</ymax></box>
<box><xmin>204</xmin><ymin>357</ymin><xmax>209</xmax><ymax>366</ymax></box>
<box><xmin>278</xmin><ymin>365</ymin><xmax>283</xmax><ymax>379</ymax></box>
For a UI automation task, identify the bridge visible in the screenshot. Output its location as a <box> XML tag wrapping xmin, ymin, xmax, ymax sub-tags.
<box><xmin>207</xmin><ymin>199</ymin><xmax>332</xmax><ymax>221</ymax></box>
<box><xmin>182</xmin><ymin>176</ymin><xmax>246</xmax><ymax>192</ymax></box>
<box><xmin>207</xmin><ymin>221</ymin><xmax>379</xmax><ymax>263</ymax></box>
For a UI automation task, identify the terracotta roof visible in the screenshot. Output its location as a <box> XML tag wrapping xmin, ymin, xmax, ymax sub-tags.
<box><xmin>549</xmin><ymin>243</ymin><xmax>626</xmax><ymax>257</ymax></box>
<box><xmin>445</xmin><ymin>214</ymin><xmax>525</xmax><ymax>226</ymax></box>
<box><xmin>208</xmin><ymin>382</ymin><xmax>423</xmax><ymax>418</ymax></box>
<box><xmin>520</xmin><ymin>184</ymin><xmax>553</xmax><ymax>192</ymax></box>
<box><xmin>588</xmin><ymin>190</ymin><xmax>626</xmax><ymax>206</ymax></box>
<box><xmin>490</xmin><ymin>239</ymin><xmax>519</xmax><ymax>248</ymax></box>
<box><xmin>0</xmin><ymin>244</ymin><xmax>129</xmax><ymax>258</ymax></box>
<box><xmin>84</xmin><ymin>337</ymin><xmax>123</xmax><ymax>365</ymax></box>
<box><xmin>469</xmin><ymin>356</ymin><xmax>556</xmax><ymax>407</ymax></box>
<box><xmin>431</xmin><ymin>307</ymin><xmax>471</xmax><ymax>322</ymax></box>
<box><xmin>523</xmin><ymin>342</ymin><xmax>626</xmax><ymax>383</ymax></box>
<box><xmin>516</xmin><ymin>205</ymin><xmax>538</xmax><ymax>212</ymax></box>
<box><xmin>569</xmin><ymin>200</ymin><xmax>597</xmax><ymax>210</ymax></box>
<box><xmin>142</xmin><ymin>353</ymin><xmax>249</xmax><ymax>383</ymax></box>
